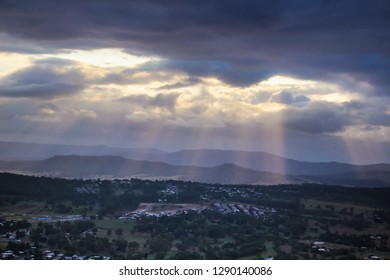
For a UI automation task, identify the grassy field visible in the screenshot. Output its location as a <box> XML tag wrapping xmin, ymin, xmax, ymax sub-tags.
<box><xmin>94</xmin><ymin>219</ymin><xmax>136</xmax><ymax>231</ymax></box>
<box><xmin>0</xmin><ymin>201</ymin><xmax>45</xmax><ymax>216</ymax></box>
<box><xmin>301</xmin><ymin>197</ymin><xmax>390</xmax><ymax>258</ymax></box>
<box><xmin>94</xmin><ymin>219</ymin><xmax>150</xmax><ymax>251</ymax></box>
<box><xmin>261</xmin><ymin>241</ymin><xmax>276</xmax><ymax>259</ymax></box>
<box><xmin>302</xmin><ymin>199</ymin><xmax>375</xmax><ymax>215</ymax></box>
<box><xmin>113</xmin><ymin>188</ymin><xmax>126</xmax><ymax>196</ymax></box>
<box><xmin>0</xmin><ymin>239</ymin><xmax>8</xmax><ymax>250</ymax></box>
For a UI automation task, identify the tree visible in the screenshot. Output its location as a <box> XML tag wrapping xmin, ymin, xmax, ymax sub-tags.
<box><xmin>128</xmin><ymin>241</ymin><xmax>140</xmax><ymax>252</ymax></box>
<box><xmin>171</xmin><ymin>251</ymin><xmax>203</xmax><ymax>260</ymax></box>
<box><xmin>115</xmin><ymin>239</ymin><xmax>128</xmax><ymax>252</ymax></box>
<box><xmin>207</xmin><ymin>227</ymin><xmax>225</xmax><ymax>239</ymax></box>
<box><xmin>115</xmin><ymin>228</ymin><xmax>123</xmax><ymax>238</ymax></box>
<box><xmin>149</xmin><ymin>238</ymin><xmax>172</xmax><ymax>259</ymax></box>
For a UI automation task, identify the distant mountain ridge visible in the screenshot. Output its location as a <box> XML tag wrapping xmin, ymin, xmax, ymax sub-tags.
<box><xmin>0</xmin><ymin>155</ymin><xmax>302</xmax><ymax>185</ymax></box>
<box><xmin>0</xmin><ymin>141</ymin><xmax>165</xmax><ymax>160</ymax></box>
<box><xmin>145</xmin><ymin>149</ymin><xmax>390</xmax><ymax>176</ymax></box>
<box><xmin>0</xmin><ymin>155</ymin><xmax>389</xmax><ymax>187</ymax></box>
<box><xmin>0</xmin><ymin>141</ymin><xmax>389</xmax><ymax>184</ymax></box>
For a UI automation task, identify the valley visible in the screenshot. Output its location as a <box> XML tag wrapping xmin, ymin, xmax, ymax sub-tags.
<box><xmin>1</xmin><ymin>173</ymin><xmax>389</xmax><ymax>260</ymax></box>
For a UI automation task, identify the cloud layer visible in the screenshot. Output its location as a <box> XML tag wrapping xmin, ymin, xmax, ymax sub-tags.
<box><xmin>1</xmin><ymin>0</ymin><xmax>389</xmax><ymax>90</ymax></box>
<box><xmin>0</xmin><ymin>0</ymin><xmax>389</xmax><ymax>163</ymax></box>
<box><xmin>0</xmin><ymin>59</ymin><xmax>86</xmax><ymax>98</ymax></box>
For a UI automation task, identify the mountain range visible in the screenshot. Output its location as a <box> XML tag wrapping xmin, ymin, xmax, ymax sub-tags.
<box><xmin>0</xmin><ymin>141</ymin><xmax>389</xmax><ymax>186</ymax></box>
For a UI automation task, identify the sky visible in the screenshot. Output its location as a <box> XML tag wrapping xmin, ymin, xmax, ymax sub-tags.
<box><xmin>0</xmin><ymin>0</ymin><xmax>390</xmax><ymax>164</ymax></box>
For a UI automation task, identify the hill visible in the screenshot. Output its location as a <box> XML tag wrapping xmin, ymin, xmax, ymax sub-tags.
<box><xmin>1</xmin><ymin>142</ymin><xmax>389</xmax><ymax>182</ymax></box>
<box><xmin>0</xmin><ymin>141</ymin><xmax>165</xmax><ymax>160</ymax></box>
<box><xmin>0</xmin><ymin>155</ymin><xmax>302</xmax><ymax>185</ymax></box>
<box><xmin>146</xmin><ymin>149</ymin><xmax>390</xmax><ymax>176</ymax></box>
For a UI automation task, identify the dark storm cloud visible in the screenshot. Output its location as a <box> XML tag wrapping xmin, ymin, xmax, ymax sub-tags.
<box><xmin>1</xmin><ymin>0</ymin><xmax>389</xmax><ymax>91</ymax></box>
<box><xmin>119</xmin><ymin>93</ymin><xmax>180</xmax><ymax>112</ymax></box>
<box><xmin>280</xmin><ymin>98</ymin><xmax>390</xmax><ymax>134</ymax></box>
<box><xmin>281</xmin><ymin>102</ymin><xmax>350</xmax><ymax>134</ymax></box>
<box><xmin>0</xmin><ymin>0</ymin><xmax>276</xmax><ymax>40</ymax></box>
<box><xmin>0</xmin><ymin>59</ymin><xmax>86</xmax><ymax>98</ymax></box>
<box><xmin>158</xmin><ymin>59</ymin><xmax>274</xmax><ymax>86</ymax></box>
<box><xmin>343</xmin><ymin>100</ymin><xmax>390</xmax><ymax>127</ymax></box>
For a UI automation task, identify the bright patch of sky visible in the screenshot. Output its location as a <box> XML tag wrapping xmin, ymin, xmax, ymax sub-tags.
<box><xmin>53</xmin><ymin>48</ymin><xmax>160</xmax><ymax>68</ymax></box>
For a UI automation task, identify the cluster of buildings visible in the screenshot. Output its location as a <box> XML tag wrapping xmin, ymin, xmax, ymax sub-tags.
<box><xmin>75</xmin><ymin>183</ymin><xmax>100</xmax><ymax>194</ymax></box>
<box><xmin>0</xmin><ymin>220</ymin><xmax>31</xmax><ymax>248</ymax></box>
<box><xmin>32</xmin><ymin>215</ymin><xmax>85</xmax><ymax>222</ymax></box>
<box><xmin>308</xmin><ymin>240</ymin><xmax>383</xmax><ymax>260</ymax></box>
<box><xmin>118</xmin><ymin>203</ymin><xmax>207</xmax><ymax>220</ymax></box>
<box><xmin>41</xmin><ymin>250</ymin><xmax>110</xmax><ymax>260</ymax></box>
<box><xmin>0</xmin><ymin>248</ymin><xmax>110</xmax><ymax>260</ymax></box>
<box><xmin>0</xmin><ymin>228</ymin><xmax>30</xmax><ymax>242</ymax></box>
<box><xmin>211</xmin><ymin>203</ymin><xmax>272</xmax><ymax>219</ymax></box>
<box><xmin>205</xmin><ymin>186</ymin><xmax>263</xmax><ymax>198</ymax></box>
<box><xmin>118</xmin><ymin>202</ymin><xmax>274</xmax><ymax>221</ymax></box>
<box><xmin>157</xmin><ymin>184</ymin><xmax>178</xmax><ymax>203</ymax></box>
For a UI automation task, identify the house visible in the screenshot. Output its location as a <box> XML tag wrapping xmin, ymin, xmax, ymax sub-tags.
<box><xmin>8</xmin><ymin>233</ymin><xmax>16</xmax><ymax>240</ymax></box>
<box><xmin>1</xmin><ymin>252</ymin><xmax>15</xmax><ymax>259</ymax></box>
<box><xmin>44</xmin><ymin>252</ymin><xmax>55</xmax><ymax>259</ymax></box>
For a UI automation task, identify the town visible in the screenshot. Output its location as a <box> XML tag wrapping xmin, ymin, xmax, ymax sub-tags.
<box><xmin>1</xmin><ymin>173</ymin><xmax>389</xmax><ymax>260</ymax></box>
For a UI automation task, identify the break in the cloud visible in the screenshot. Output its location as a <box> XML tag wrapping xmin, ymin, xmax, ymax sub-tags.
<box><xmin>269</xmin><ymin>90</ymin><xmax>310</xmax><ymax>105</ymax></box>
<box><xmin>119</xmin><ymin>93</ymin><xmax>180</xmax><ymax>112</ymax></box>
<box><xmin>0</xmin><ymin>0</ymin><xmax>389</xmax><ymax>163</ymax></box>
